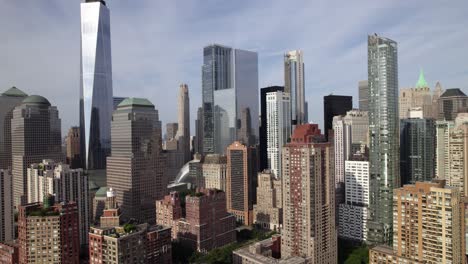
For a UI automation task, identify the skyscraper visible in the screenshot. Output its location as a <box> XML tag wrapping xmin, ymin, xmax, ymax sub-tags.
<box><xmin>238</xmin><ymin>108</ymin><xmax>254</xmax><ymax>146</ymax></box>
<box><xmin>106</xmin><ymin>98</ymin><xmax>166</xmax><ymax>224</ymax></box>
<box><xmin>400</xmin><ymin>109</ymin><xmax>435</xmax><ymax>184</ymax></box>
<box><xmin>66</xmin><ymin>127</ymin><xmax>81</xmax><ymax>169</ymax></box>
<box><xmin>332</xmin><ymin>115</ymin><xmax>352</xmax><ymax>187</ymax></box>
<box><xmin>367</xmin><ymin>34</ymin><xmax>399</xmax><ymax>245</ymax></box>
<box><xmin>358</xmin><ymin>80</ymin><xmax>369</xmax><ymax>111</ymax></box>
<box><xmin>398</xmin><ymin>70</ymin><xmax>433</xmax><ymax>119</ymax></box>
<box><xmin>0</xmin><ymin>170</ymin><xmax>13</xmax><ymax>242</ymax></box>
<box><xmin>175</xmin><ymin>84</ymin><xmax>191</xmax><ymax>163</ymax></box>
<box><xmin>284</xmin><ymin>50</ymin><xmax>306</xmax><ymax>126</ymax></box>
<box><xmin>226</xmin><ymin>141</ymin><xmax>257</xmax><ymax>225</ymax></box>
<box><xmin>438</xmin><ymin>88</ymin><xmax>468</xmax><ymax>121</ymax></box>
<box><xmin>194</xmin><ymin>107</ymin><xmax>203</xmax><ymax>155</ymax></box>
<box><xmin>202</xmin><ymin>44</ymin><xmax>259</xmax><ymax>155</ymax></box>
<box><xmin>281</xmin><ymin>124</ymin><xmax>336</xmax><ymax>263</ymax></box>
<box><xmin>259</xmin><ymin>86</ymin><xmax>284</xmax><ymax>172</ymax></box>
<box><xmin>0</xmin><ymin>87</ymin><xmax>28</xmax><ymax>170</ymax></box>
<box><xmin>266</xmin><ymin>91</ymin><xmax>291</xmax><ymax>178</ymax></box>
<box><xmin>343</xmin><ymin>109</ymin><xmax>369</xmax><ymax>152</ymax></box>
<box><xmin>323</xmin><ymin>95</ymin><xmax>352</xmax><ymax>141</ymax></box>
<box><xmin>11</xmin><ymin>95</ymin><xmax>62</xmax><ymax>206</ymax></box>
<box><xmin>80</xmin><ymin>0</ymin><xmax>114</xmax><ymax>171</ymax></box>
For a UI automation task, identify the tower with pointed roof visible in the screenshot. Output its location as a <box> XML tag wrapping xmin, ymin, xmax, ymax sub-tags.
<box><xmin>399</xmin><ymin>69</ymin><xmax>433</xmax><ymax>119</ymax></box>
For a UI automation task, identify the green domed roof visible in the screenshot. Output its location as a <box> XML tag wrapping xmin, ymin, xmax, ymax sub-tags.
<box><xmin>22</xmin><ymin>95</ymin><xmax>51</xmax><ymax>106</ymax></box>
<box><xmin>2</xmin><ymin>86</ymin><xmax>27</xmax><ymax>97</ymax></box>
<box><xmin>118</xmin><ymin>97</ymin><xmax>154</xmax><ymax>108</ymax></box>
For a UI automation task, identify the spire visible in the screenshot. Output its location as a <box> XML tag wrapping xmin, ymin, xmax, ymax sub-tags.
<box><xmin>416</xmin><ymin>69</ymin><xmax>428</xmax><ymax>88</ymax></box>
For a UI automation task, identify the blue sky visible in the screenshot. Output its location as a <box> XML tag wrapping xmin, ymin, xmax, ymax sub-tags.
<box><xmin>1</xmin><ymin>0</ymin><xmax>467</xmax><ymax>134</ymax></box>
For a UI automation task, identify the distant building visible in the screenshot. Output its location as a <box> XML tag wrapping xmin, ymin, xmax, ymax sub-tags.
<box><xmin>27</xmin><ymin>160</ymin><xmax>89</xmax><ymax>248</ymax></box>
<box><xmin>369</xmin><ymin>180</ymin><xmax>464</xmax><ymax>263</ymax></box>
<box><xmin>202</xmin><ymin>154</ymin><xmax>227</xmax><ymax>191</ymax></box>
<box><xmin>112</xmin><ymin>96</ymin><xmax>125</xmax><ymax>110</ymax></box>
<box><xmin>438</xmin><ymin>88</ymin><xmax>468</xmax><ymax>120</ymax></box>
<box><xmin>281</xmin><ymin>124</ymin><xmax>337</xmax><ymax>263</ymax></box>
<box><xmin>226</xmin><ymin>141</ymin><xmax>257</xmax><ymax>225</ymax></box>
<box><xmin>156</xmin><ymin>192</ymin><xmax>182</xmax><ymax>239</ymax></box>
<box><xmin>91</xmin><ymin>186</ymin><xmax>107</xmax><ymax>224</ymax></box>
<box><xmin>11</xmin><ymin>95</ymin><xmax>62</xmax><ymax>206</ymax></box>
<box><xmin>343</xmin><ymin>109</ymin><xmax>369</xmax><ymax>151</ymax></box>
<box><xmin>238</xmin><ymin>108</ymin><xmax>255</xmax><ymax>146</ymax></box>
<box><xmin>323</xmin><ymin>95</ymin><xmax>352</xmax><ymax>141</ymax></box>
<box><xmin>107</xmin><ymin>98</ymin><xmax>166</xmax><ymax>224</ymax></box>
<box><xmin>358</xmin><ymin>80</ymin><xmax>368</xmax><ymax>111</ymax></box>
<box><xmin>399</xmin><ymin>70</ymin><xmax>438</xmax><ymax>119</ymax></box>
<box><xmin>194</xmin><ymin>107</ymin><xmax>204</xmax><ymax>155</ymax></box>
<box><xmin>0</xmin><ymin>241</ymin><xmax>19</xmax><ymax>264</ymax></box>
<box><xmin>253</xmin><ymin>171</ymin><xmax>282</xmax><ymax>231</ymax></box>
<box><xmin>65</xmin><ymin>127</ymin><xmax>81</xmax><ymax>168</ymax></box>
<box><xmin>0</xmin><ymin>170</ymin><xmax>13</xmax><ymax>242</ymax></box>
<box><xmin>18</xmin><ymin>198</ymin><xmax>80</xmax><ymax>264</ymax></box>
<box><xmin>175</xmin><ymin>84</ymin><xmax>191</xmax><ymax>163</ymax></box>
<box><xmin>284</xmin><ymin>50</ymin><xmax>306</xmax><ymax>126</ymax></box>
<box><xmin>166</xmin><ymin>123</ymin><xmax>179</xmax><ymax>142</ymax></box>
<box><xmin>0</xmin><ymin>86</ymin><xmax>28</xmax><ymax>170</ymax></box>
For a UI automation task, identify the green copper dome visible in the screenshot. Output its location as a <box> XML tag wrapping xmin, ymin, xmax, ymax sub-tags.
<box><xmin>2</xmin><ymin>86</ymin><xmax>27</xmax><ymax>97</ymax></box>
<box><xmin>118</xmin><ymin>97</ymin><xmax>154</xmax><ymax>108</ymax></box>
<box><xmin>22</xmin><ymin>95</ymin><xmax>51</xmax><ymax>106</ymax></box>
<box><xmin>415</xmin><ymin>69</ymin><xmax>428</xmax><ymax>88</ymax></box>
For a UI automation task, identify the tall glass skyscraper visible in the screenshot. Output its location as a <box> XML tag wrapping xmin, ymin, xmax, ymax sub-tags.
<box><xmin>202</xmin><ymin>44</ymin><xmax>258</xmax><ymax>155</ymax></box>
<box><xmin>80</xmin><ymin>0</ymin><xmax>113</xmax><ymax>170</ymax></box>
<box><xmin>367</xmin><ymin>34</ymin><xmax>399</xmax><ymax>245</ymax></box>
<box><xmin>284</xmin><ymin>50</ymin><xmax>306</xmax><ymax>126</ymax></box>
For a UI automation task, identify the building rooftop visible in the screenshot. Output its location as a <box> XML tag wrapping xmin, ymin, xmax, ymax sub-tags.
<box><xmin>415</xmin><ymin>69</ymin><xmax>428</xmax><ymax>88</ymax></box>
<box><xmin>118</xmin><ymin>97</ymin><xmax>154</xmax><ymax>108</ymax></box>
<box><xmin>2</xmin><ymin>86</ymin><xmax>27</xmax><ymax>97</ymax></box>
<box><xmin>440</xmin><ymin>88</ymin><xmax>466</xmax><ymax>98</ymax></box>
<box><xmin>22</xmin><ymin>95</ymin><xmax>51</xmax><ymax>106</ymax></box>
<box><xmin>95</xmin><ymin>187</ymin><xmax>108</xmax><ymax>198</ymax></box>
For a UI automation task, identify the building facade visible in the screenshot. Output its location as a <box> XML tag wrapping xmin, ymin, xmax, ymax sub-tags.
<box><xmin>107</xmin><ymin>98</ymin><xmax>166</xmax><ymax>224</ymax></box>
<box><xmin>358</xmin><ymin>80</ymin><xmax>368</xmax><ymax>111</ymax></box>
<box><xmin>399</xmin><ymin>70</ymin><xmax>437</xmax><ymax>119</ymax></box>
<box><xmin>226</xmin><ymin>141</ymin><xmax>257</xmax><ymax>225</ymax></box>
<box><xmin>266</xmin><ymin>91</ymin><xmax>291</xmax><ymax>178</ymax></box>
<box><xmin>175</xmin><ymin>84</ymin><xmax>191</xmax><ymax>163</ymax></box>
<box><xmin>343</xmin><ymin>109</ymin><xmax>369</xmax><ymax>150</ymax></box>
<box><xmin>66</xmin><ymin>127</ymin><xmax>81</xmax><ymax>168</ymax></box>
<box><xmin>156</xmin><ymin>192</ymin><xmax>183</xmax><ymax>239</ymax></box>
<box><xmin>323</xmin><ymin>95</ymin><xmax>353</xmax><ymax>141</ymax></box>
<box><xmin>438</xmin><ymin>88</ymin><xmax>468</xmax><ymax>121</ymax></box>
<box><xmin>367</xmin><ymin>34</ymin><xmax>399</xmax><ymax>245</ymax></box>
<box><xmin>281</xmin><ymin>124</ymin><xmax>337</xmax><ymax>263</ymax></box>
<box><xmin>80</xmin><ymin>0</ymin><xmax>114</xmax><ymax>170</ymax></box>
<box><xmin>0</xmin><ymin>170</ymin><xmax>13</xmax><ymax>242</ymax></box>
<box><xmin>284</xmin><ymin>50</ymin><xmax>306</xmax><ymax>126</ymax></box>
<box><xmin>0</xmin><ymin>241</ymin><xmax>19</xmax><ymax>264</ymax></box>
<box><xmin>253</xmin><ymin>171</ymin><xmax>282</xmax><ymax>231</ymax></box>
<box><xmin>202</xmin><ymin>154</ymin><xmax>227</xmax><ymax>191</ymax></box>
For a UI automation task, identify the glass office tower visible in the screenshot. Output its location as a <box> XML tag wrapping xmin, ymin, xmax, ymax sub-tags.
<box><xmin>79</xmin><ymin>0</ymin><xmax>113</xmax><ymax>170</ymax></box>
<box><xmin>367</xmin><ymin>34</ymin><xmax>399</xmax><ymax>245</ymax></box>
<box><xmin>284</xmin><ymin>50</ymin><xmax>306</xmax><ymax>126</ymax></box>
<box><xmin>202</xmin><ymin>45</ymin><xmax>258</xmax><ymax>155</ymax></box>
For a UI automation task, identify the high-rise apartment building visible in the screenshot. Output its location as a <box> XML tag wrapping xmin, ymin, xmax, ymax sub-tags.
<box><xmin>66</xmin><ymin>127</ymin><xmax>81</xmax><ymax>168</ymax></box>
<box><xmin>0</xmin><ymin>87</ymin><xmax>27</xmax><ymax>170</ymax></box>
<box><xmin>436</xmin><ymin>119</ymin><xmax>455</xmax><ymax>179</ymax></box>
<box><xmin>438</xmin><ymin>88</ymin><xmax>468</xmax><ymax>121</ymax></box>
<box><xmin>369</xmin><ymin>180</ymin><xmax>464</xmax><ymax>264</ymax></box>
<box><xmin>259</xmin><ymin>86</ymin><xmax>284</xmax><ymax>171</ymax></box>
<box><xmin>253</xmin><ymin>171</ymin><xmax>282</xmax><ymax>231</ymax></box>
<box><xmin>18</xmin><ymin>199</ymin><xmax>80</xmax><ymax>264</ymax></box>
<box><xmin>202</xmin><ymin>44</ymin><xmax>258</xmax><ymax>155</ymax></box>
<box><xmin>175</xmin><ymin>84</ymin><xmax>191</xmax><ymax>163</ymax></box>
<box><xmin>0</xmin><ymin>170</ymin><xmax>13</xmax><ymax>242</ymax></box>
<box><xmin>399</xmin><ymin>70</ymin><xmax>437</xmax><ymax>119</ymax></box>
<box><xmin>284</xmin><ymin>50</ymin><xmax>306</xmax><ymax>126</ymax></box>
<box><xmin>202</xmin><ymin>154</ymin><xmax>227</xmax><ymax>191</ymax></box>
<box><xmin>323</xmin><ymin>95</ymin><xmax>352</xmax><ymax>141</ymax></box>
<box><xmin>367</xmin><ymin>34</ymin><xmax>399</xmax><ymax>245</ymax></box>
<box><xmin>266</xmin><ymin>91</ymin><xmax>291</xmax><ymax>178</ymax></box>
<box><xmin>26</xmin><ymin>160</ymin><xmax>89</xmax><ymax>247</ymax></box>
<box><xmin>358</xmin><ymin>80</ymin><xmax>369</xmax><ymax>111</ymax></box>
<box><xmin>11</xmin><ymin>95</ymin><xmax>62</xmax><ymax>206</ymax></box>
<box><xmin>332</xmin><ymin>115</ymin><xmax>351</xmax><ymax>187</ymax></box>
<box><xmin>400</xmin><ymin>110</ymin><xmax>435</xmax><ymax>184</ymax></box>
<box><xmin>80</xmin><ymin>0</ymin><xmax>114</xmax><ymax>171</ymax></box>
<box><xmin>226</xmin><ymin>141</ymin><xmax>257</xmax><ymax>225</ymax></box>
<box><xmin>107</xmin><ymin>98</ymin><xmax>166</xmax><ymax>224</ymax></box>
<box><xmin>281</xmin><ymin>124</ymin><xmax>337</xmax><ymax>263</ymax></box>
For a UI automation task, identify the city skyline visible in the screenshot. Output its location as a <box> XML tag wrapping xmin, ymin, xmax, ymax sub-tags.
<box><xmin>2</xmin><ymin>1</ymin><xmax>467</xmax><ymax>134</ymax></box>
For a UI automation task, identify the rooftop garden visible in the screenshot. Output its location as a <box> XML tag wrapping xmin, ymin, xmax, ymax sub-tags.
<box><xmin>27</xmin><ymin>208</ymin><xmax>59</xmax><ymax>217</ymax></box>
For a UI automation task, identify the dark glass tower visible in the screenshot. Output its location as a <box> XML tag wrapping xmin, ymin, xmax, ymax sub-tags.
<box><xmin>323</xmin><ymin>95</ymin><xmax>352</xmax><ymax>141</ymax></box>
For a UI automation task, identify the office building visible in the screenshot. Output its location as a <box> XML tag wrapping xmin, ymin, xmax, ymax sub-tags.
<box><xmin>194</xmin><ymin>107</ymin><xmax>203</xmax><ymax>155</ymax></box>
<box><xmin>0</xmin><ymin>170</ymin><xmax>13</xmax><ymax>242</ymax></box>
<box><xmin>226</xmin><ymin>141</ymin><xmax>257</xmax><ymax>225</ymax></box>
<box><xmin>18</xmin><ymin>199</ymin><xmax>80</xmax><ymax>264</ymax></box>
<box><xmin>66</xmin><ymin>127</ymin><xmax>81</xmax><ymax>168</ymax></box>
<box><xmin>343</xmin><ymin>109</ymin><xmax>369</xmax><ymax>152</ymax></box>
<box><xmin>238</xmin><ymin>107</ymin><xmax>255</xmax><ymax>146</ymax></box>
<box><xmin>323</xmin><ymin>95</ymin><xmax>352</xmax><ymax>141</ymax></box>
<box><xmin>284</xmin><ymin>50</ymin><xmax>306</xmax><ymax>126</ymax></box>
<box><xmin>177</xmin><ymin>188</ymin><xmax>236</xmax><ymax>252</ymax></box>
<box><xmin>438</xmin><ymin>88</ymin><xmax>468</xmax><ymax>121</ymax></box>
<box><xmin>281</xmin><ymin>124</ymin><xmax>337</xmax><ymax>263</ymax></box>
<box><xmin>0</xmin><ymin>241</ymin><xmax>19</xmax><ymax>264</ymax></box>
<box><xmin>259</xmin><ymin>86</ymin><xmax>284</xmax><ymax>171</ymax></box>
<box><xmin>399</xmin><ymin>70</ymin><xmax>435</xmax><ymax>119</ymax></box>
<box><xmin>266</xmin><ymin>91</ymin><xmax>291</xmax><ymax>178</ymax></box>
<box><xmin>11</xmin><ymin>95</ymin><xmax>62</xmax><ymax>206</ymax></box>
<box><xmin>432</xmin><ymin>81</ymin><xmax>444</xmax><ymax>119</ymax></box>
<box><xmin>202</xmin><ymin>154</ymin><xmax>227</xmax><ymax>191</ymax></box>
<box><xmin>166</xmin><ymin>123</ymin><xmax>178</xmax><ymax>141</ymax></box>
<box><xmin>0</xmin><ymin>86</ymin><xmax>28</xmax><ymax>170</ymax></box>
<box><xmin>107</xmin><ymin>98</ymin><xmax>166</xmax><ymax>224</ymax></box>
<box><xmin>112</xmin><ymin>96</ymin><xmax>125</xmax><ymax>110</ymax></box>
<box><xmin>80</xmin><ymin>0</ymin><xmax>113</xmax><ymax>171</ymax></box>
<box><xmin>358</xmin><ymin>80</ymin><xmax>369</xmax><ymax>111</ymax></box>
<box><xmin>400</xmin><ymin>109</ymin><xmax>436</xmax><ymax>184</ymax></box>
<box><xmin>369</xmin><ymin>180</ymin><xmax>464</xmax><ymax>264</ymax></box>
<box><xmin>253</xmin><ymin>171</ymin><xmax>282</xmax><ymax>231</ymax></box>
<box><xmin>175</xmin><ymin>84</ymin><xmax>191</xmax><ymax>163</ymax></box>
<box><xmin>202</xmin><ymin>44</ymin><xmax>259</xmax><ymax>155</ymax></box>
<box><xmin>156</xmin><ymin>192</ymin><xmax>182</xmax><ymax>239</ymax></box>
<box><xmin>367</xmin><ymin>34</ymin><xmax>399</xmax><ymax>245</ymax></box>
<box><xmin>26</xmin><ymin>160</ymin><xmax>89</xmax><ymax>247</ymax></box>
